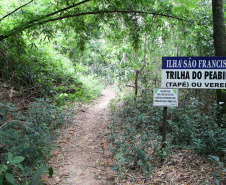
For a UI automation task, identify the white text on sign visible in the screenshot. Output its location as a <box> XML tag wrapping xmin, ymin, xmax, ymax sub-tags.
<box><xmin>162</xmin><ymin>57</ymin><xmax>226</xmax><ymax>89</ymax></box>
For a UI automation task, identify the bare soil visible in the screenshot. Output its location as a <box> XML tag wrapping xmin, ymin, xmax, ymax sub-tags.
<box><xmin>48</xmin><ymin>88</ymin><xmax>115</xmax><ymax>185</ymax></box>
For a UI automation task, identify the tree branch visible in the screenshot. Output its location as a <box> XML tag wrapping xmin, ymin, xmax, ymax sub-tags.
<box><xmin>26</xmin><ymin>0</ymin><xmax>92</xmax><ymax>25</ymax></box>
<box><xmin>0</xmin><ymin>0</ymin><xmax>93</xmax><ymax>41</ymax></box>
<box><xmin>138</xmin><ymin>34</ymin><xmax>147</xmax><ymax>73</ymax></box>
<box><xmin>46</xmin><ymin>0</ymin><xmax>92</xmax><ymax>18</ymax></box>
<box><xmin>38</xmin><ymin>10</ymin><xmax>188</xmax><ymax>24</ymax></box>
<box><xmin>0</xmin><ymin>9</ymin><xmax>192</xmax><ymax>41</ymax></box>
<box><xmin>0</xmin><ymin>0</ymin><xmax>33</xmax><ymax>22</ymax></box>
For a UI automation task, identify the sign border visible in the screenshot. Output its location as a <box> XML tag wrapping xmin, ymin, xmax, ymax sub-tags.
<box><xmin>161</xmin><ymin>56</ymin><xmax>226</xmax><ymax>89</ymax></box>
<box><xmin>153</xmin><ymin>88</ymin><xmax>179</xmax><ymax>107</ymax></box>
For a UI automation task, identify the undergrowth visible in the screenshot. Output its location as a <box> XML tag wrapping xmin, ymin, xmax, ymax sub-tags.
<box><xmin>109</xmin><ymin>90</ymin><xmax>226</xmax><ymax>182</ymax></box>
<box><xmin>0</xmin><ymin>99</ymin><xmax>74</xmax><ymax>184</ymax></box>
<box><xmin>0</xmin><ymin>32</ymin><xmax>104</xmax><ymax>185</ymax></box>
<box><xmin>0</xmin><ymin>36</ymin><xmax>103</xmax><ymax>105</ymax></box>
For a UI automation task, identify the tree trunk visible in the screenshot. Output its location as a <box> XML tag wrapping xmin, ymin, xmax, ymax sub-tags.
<box><xmin>135</xmin><ymin>70</ymin><xmax>139</xmax><ymax>97</ymax></box>
<box><xmin>134</xmin><ymin>34</ymin><xmax>147</xmax><ymax>101</ymax></box>
<box><xmin>212</xmin><ymin>0</ymin><xmax>226</xmax><ymax>113</ymax></box>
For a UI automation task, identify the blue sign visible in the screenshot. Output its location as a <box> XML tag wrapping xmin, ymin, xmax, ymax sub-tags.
<box><xmin>161</xmin><ymin>57</ymin><xmax>226</xmax><ymax>89</ymax></box>
<box><xmin>162</xmin><ymin>57</ymin><xmax>226</xmax><ymax>69</ymax></box>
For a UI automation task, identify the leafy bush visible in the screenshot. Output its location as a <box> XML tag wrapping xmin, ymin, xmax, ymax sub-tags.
<box><xmin>27</xmin><ymin>98</ymin><xmax>66</xmax><ymax>131</ymax></box>
<box><xmin>167</xmin><ymin>101</ymin><xmax>226</xmax><ymax>157</ymax></box>
<box><xmin>109</xmin><ymin>95</ymin><xmax>157</xmax><ymax>179</ymax></box>
<box><xmin>207</xmin><ymin>155</ymin><xmax>226</xmax><ymax>185</ymax></box>
<box><xmin>0</xmin><ymin>99</ymin><xmax>72</xmax><ymax>184</ymax></box>
<box><xmin>0</xmin><ymin>36</ymin><xmax>103</xmax><ymax>105</ymax></box>
<box><xmin>77</xmin><ymin>74</ymin><xmax>103</xmax><ymax>101</ymax></box>
<box><xmin>109</xmin><ymin>91</ymin><xmax>226</xmax><ymax>180</ymax></box>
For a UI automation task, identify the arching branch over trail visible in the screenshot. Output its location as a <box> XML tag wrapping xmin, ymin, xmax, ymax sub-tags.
<box><xmin>0</xmin><ymin>0</ymin><xmax>194</xmax><ymax>42</ymax></box>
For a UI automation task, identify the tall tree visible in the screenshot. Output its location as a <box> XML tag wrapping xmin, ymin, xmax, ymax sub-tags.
<box><xmin>212</xmin><ymin>0</ymin><xmax>226</xmax><ymax>112</ymax></box>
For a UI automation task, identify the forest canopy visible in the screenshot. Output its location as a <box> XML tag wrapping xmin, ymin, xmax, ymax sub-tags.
<box><xmin>0</xmin><ymin>0</ymin><xmax>215</xmax><ymax>42</ymax></box>
<box><xmin>0</xmin><ymin>0</ymin><xmax>226</xmax><ymax>184</ymax></box>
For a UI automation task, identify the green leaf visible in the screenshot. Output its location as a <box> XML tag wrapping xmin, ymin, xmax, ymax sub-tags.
<box><xmin>116</xmin><ymin>152</ymin><xmax>123</xmax><ymax>159</ymax></box>
<box><xmin>209</xmin><ymin>155</ymin><xmax>220</xmax><ymax>162</ymax></box>
<box><xmin>48</xmin><ymin>167</ymin><xmax>53</xmax><ymax>178</ymax></box>
<box><xmin>110</xmin><ymin>164</ymin><xmax>118</xmax><ymax>171</ymax></box>
<box><xmin>214</xmin><ymin>178</ymin><xmax>220</xmax><ymax>185</ymax></box>
<box><xmin>17</xmin><ymin>164</ymin><xmax>24</xmax><ymax>171</ymax></box>
<box><xmin>30</xmin><ymin>165</ymin><xmax>48</xmax><ymax>185</ymax></box>
<box><xmin>0</xmin><ymin>109</ymin><xmax>6</xmax><ymax>115</ymax></box>
<box><xmin>119</xmin><ymin>157</ymin><xmax>125</xmax><ymax>164</ymax></box>
<box><xmin>5</xmin><ymin>173</ymin><xmax>16</xmax><ymax>185</ymax></box>
<box><xmin>7</xmin><ymin>152</ymin><xmax>13</xmax><ymax>162</ymax></box>
<box><xmin>0</xmin><ymin>165</ymin><xmax>8</xmax><ymax>175</ymax></box>
<box><xmin>11</xmin><ymin>156</ymin><xmax>25</xmax><ymax>164</ymax></box>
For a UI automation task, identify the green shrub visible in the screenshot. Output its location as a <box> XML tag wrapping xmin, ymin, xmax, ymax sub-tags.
<box><xmin>168</xmin><ymin>101</ymin><xmax>226</xmax><ymax>156</ymax></box>
<box><xmin>109</xmin><ymin>95</ymin><xmax>156</xmax><ymax>179</ymax></box>
<box><xmin>76</xmin><ymin>74</ymin><xmax>103</xmax><ymax>101</ymax></box>
<box><xmin>0</xmin><ymin>99</ymin><xmax>71</xmax><ymax>183</ymax></box>
<box><xmin>109</xmin><ymin>92</ymin><xmax>226</xmax><ymax>180</ymax></box>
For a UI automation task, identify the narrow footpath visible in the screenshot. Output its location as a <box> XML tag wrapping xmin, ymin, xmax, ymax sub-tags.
<box><xmin>47</xmin><ymin>89</ymin><xmax>115</xmax><ymax>185</ymax></box>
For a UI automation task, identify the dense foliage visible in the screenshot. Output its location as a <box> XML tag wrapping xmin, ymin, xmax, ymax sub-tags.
<box><xmin>0</xmin><ymin>0</ymin><xmax>225</xmax><ymax>184</ymax></box>
<box><xmin>109</xmin><ymin>90</ymin><xmax>226</xmax><ymax>183</ymax></box>
<box><xmin>0</xmin><ymin>99</ymin><xmax>71</xmax><ymax>184</ymax></box>
<box><xmin>0</xmin><ymin>33</ymin><xmax>103</xmax><ymax>185</ymax></box>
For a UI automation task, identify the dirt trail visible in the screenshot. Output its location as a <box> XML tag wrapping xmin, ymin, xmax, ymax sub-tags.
<box><xmin>48</xmin><ymin>89</ymin><xmax>115</xmax><ymax>185</ymax></box>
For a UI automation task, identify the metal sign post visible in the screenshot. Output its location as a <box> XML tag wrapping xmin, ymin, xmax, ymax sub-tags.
<box><xmin>162</xmin><ymin>106</ymin><xmax>167</xmax><ymax>150</ymax></box>
<box><xmin>153</xmin><ymin>88</ymin><xmax>179</xmax><ymax>160</ymax></box>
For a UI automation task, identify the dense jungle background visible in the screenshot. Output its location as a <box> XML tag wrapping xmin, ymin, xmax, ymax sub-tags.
<box><xmin>0</xmin><ymin>0</ymin><xmax>225</xmax><ymax>184</ymax></box>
